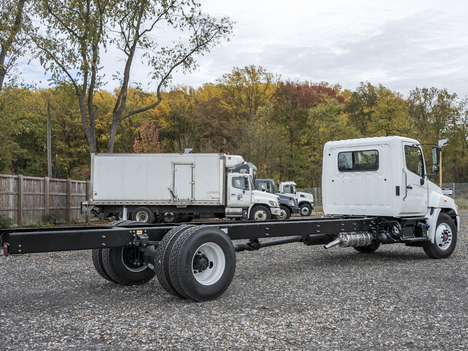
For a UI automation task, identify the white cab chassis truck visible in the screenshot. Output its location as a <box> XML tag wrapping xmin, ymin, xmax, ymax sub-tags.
<box><xmin>82</xmin><ymin>153</ymin><xmax>281</xmax><ymax>222</ymax></box>
<box><xmin>1</xmin><ymin>136</ymin><xmax>458</xmax><ymax>302</ymax></box>
<box><xmin>322</xmin><ymin>136</ymin><xmax>458</xmax><ymax>256</ymax></box>
<box><xmin>279</xmin><ymin>181</ymin><xmax>315</xmax><ymax>216</ymax></box>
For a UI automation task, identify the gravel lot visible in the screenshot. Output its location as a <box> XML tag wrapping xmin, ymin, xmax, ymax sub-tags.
<box><xmin>1</xmin><ymin>213</ymin><xmax>468</xmax><ymax>350</ymax></box>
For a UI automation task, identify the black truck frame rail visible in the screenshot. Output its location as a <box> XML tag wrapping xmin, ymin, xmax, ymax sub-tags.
<box><xmin>1</xmin><ymin>216</ymin><xmax>382</xmax><ymax>255</ymax></box>
<box><xmin>0</xmin><ymin>215</ymin><xmax>447</xmax><ymax>302</ymax></box>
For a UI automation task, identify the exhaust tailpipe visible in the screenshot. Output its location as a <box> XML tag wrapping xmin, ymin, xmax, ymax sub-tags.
<box><xmin>324</xmin><ymin>232</ymin><xmax>374</xmax><ymax>249</ymax></box>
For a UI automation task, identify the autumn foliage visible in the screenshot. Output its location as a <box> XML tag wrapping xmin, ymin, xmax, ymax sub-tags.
<box><xmin>133</xmin><ymin>120</ymin><xmax>162</xmax><ymax>154</ymax></box>
<box><xmin>1</xmin><ymin>66</ymin><xmax>467</xmax><ymax>187</ymax></box>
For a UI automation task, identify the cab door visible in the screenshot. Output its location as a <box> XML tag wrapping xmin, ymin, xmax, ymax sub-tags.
<box><xmin>401</xmin><ymin>143</ymin><xmax>428</xmax><ymax>216</ymax></box>
<box><xmin>227</xmin><ymin>174</ymin><xmax>252</xmax><ymax>208</ymax></box>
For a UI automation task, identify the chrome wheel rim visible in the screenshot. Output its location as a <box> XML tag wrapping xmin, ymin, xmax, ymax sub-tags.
<box><xmin>435</xmin><ymin>223</ymin><xmax>452</xmax><ymax>250</ymax></box>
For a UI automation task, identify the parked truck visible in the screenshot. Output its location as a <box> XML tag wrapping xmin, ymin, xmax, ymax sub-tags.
<box><xmin>82</xmin><ymin>153</ymin><xmax>281</xmax><ymax>222</ymax></box>
<box><xmin>1</xmin><ymin>136</ymin><xmax>459</xmax><ymax>302</ymax></box>
<box><xmin>279</xmin><ymin>181</ymin><xmax>315</xmax><ymax>216</ymax></box>
<box><xmin>255</xmin><ymin>179</ymin><xmax>298</xmax><ymax>219</ymax></box>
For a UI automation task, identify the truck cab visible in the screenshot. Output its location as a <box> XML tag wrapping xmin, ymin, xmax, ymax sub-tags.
<box><xmin>322</xmin><ymin>136</ymin><xmax>459</xmax><ymax>247</ymax></box>
<box><xmin>279</xmin><ymin>181</ymin><xmax>315</xmax><ymax>216</ymax></box>
<box><xmin>255</xmin><ymin>179</ymin><xmax>298</xmax><ymax>219</ymax></box>
<box><xmin>228</xmin><ymin>163</ymin><xmax>281</xmax><ymax>220</ymax></box>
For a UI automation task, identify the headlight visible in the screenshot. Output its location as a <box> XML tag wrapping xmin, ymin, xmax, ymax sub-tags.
<box><xmin>289</xmin><ymin>200</ymin><xmax>295</xmax><ymax>206</ymax></box>
<box><xmin>269</xmin><ymin>200</ymin><xmax>278</xmax><ymax>207</ymax></box>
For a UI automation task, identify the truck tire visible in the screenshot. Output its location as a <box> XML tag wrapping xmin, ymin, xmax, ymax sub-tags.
<box><xmin>423</xmin><ymin>213</ymin><xmax>457</xmax><ymax>259</ymax></box>
<box><xmin>354</xmin><ymin>241</ymin><xmax>381</xmax><ymax>253</ymax></box>
<box><xmin>162</xmin><ymin>212</ymin><xmax>177</xmax><ymax>223</ymax></box>
<box><xmin>275</xmin><ymin>205</ymin><xmax>291</xmax><ymax>220</ymax></box>
<box><xmin>91</xmin><ymin>248</ymin><xmax>117</xmax><ymax>283</ymax></box>
<box><xmin>300</xmin><ymin>203</ymin><xmax>312</xmax><ymax>216</ymax></box>
<box><xmin>250</xmin><ymin>205</ymin><xmax>271</xmax><ymax>221</ymax></box>
<box><xmin>155</xmin><ymin>225</ymin><xmax>193</xmax><ymax>297</ymax></box>
<box><xmin>101</xmin><ymin>246</ymin><xmax>155</xmax><ymax>285</ymax></box>
<box><xmin>168</xmin><ymin>227</ymin><xmax>236</xmax><ymax>301</ymax></box>
<box><xmin>132</xmin><ymin>207</ymin><xmax>155</xmax><ymax>223</ymax></box>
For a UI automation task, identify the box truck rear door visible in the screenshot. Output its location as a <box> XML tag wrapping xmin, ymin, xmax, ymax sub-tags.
<box><xmin>173</xmin><ymin>163</ymin><xmax>194</xmax><ymax>201</ymax></box>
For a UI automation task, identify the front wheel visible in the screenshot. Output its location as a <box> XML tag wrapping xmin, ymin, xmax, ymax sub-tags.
<box><xmin>250</xmin><ymin>205</ymin><xmax>271</xmax><ymax>221</ymax></box>
<box><xmin>276</xmin><ymin>205</ymin><xmax>291</xmax><ymax>220</ymax></box>
<box><xmin>423</xmin><ymin>213</ymin><xmax>457</xmax><ymax>259</ymax></box>
<box><xmin>300</xmin><ymin>203</ymin><xmax>312</xmax><ymax>216</ymax></box>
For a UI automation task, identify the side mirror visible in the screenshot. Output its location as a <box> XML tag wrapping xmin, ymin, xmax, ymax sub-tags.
<box><xmin>432</xmin><ymin>165</ymin><xmax>440</xmax><ymax>173</ymax></box>
<box><xmin>432</xmin><ymin>147</ymin><xmax>440</xmax><ymax>166</ymax></box>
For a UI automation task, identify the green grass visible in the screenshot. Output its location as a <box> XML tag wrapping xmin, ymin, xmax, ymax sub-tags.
<box><xmin>454</xmin><ymin>197</ymin><xmax>468</xmax><ymax>210</ymax></box>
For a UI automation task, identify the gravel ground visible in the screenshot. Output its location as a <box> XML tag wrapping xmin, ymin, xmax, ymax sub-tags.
<box><xmin>1</xmin><ymin>213</ymin><xmax>468</xmax><ymax>350</ymax></box>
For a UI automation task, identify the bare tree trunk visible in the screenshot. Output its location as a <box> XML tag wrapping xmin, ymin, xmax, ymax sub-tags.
<box><xmin>0</xmin><ymin>0</ymin><xmax>26</xmax><ymax>93</ymax></box>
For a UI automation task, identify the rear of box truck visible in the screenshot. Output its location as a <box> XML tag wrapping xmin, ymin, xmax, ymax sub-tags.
<box><xmin>91</xmin><ymin>153</ymin><xmax>226</xmax><ymax>206</ymax></box>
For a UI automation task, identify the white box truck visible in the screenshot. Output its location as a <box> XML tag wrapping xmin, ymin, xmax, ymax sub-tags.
<box><xmin>82</xmin><ymin>153</ymin><xmax>281</xmax><ymax>222</ymax></box>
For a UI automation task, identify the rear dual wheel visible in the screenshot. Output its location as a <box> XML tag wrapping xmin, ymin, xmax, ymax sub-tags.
<box><xmin>132</xmin><ymin>207</ymin><xmax>155</xmax><ymax>223</ymax></box>
<box><xmin>155</xmin><ymin>226</ymin><xmax>236</xmax><ymax>301</ymax></box>
<box><xmin>91</xmin><ymin>221</ymin><xmax>156</xmax><ymax>285</ymax></box>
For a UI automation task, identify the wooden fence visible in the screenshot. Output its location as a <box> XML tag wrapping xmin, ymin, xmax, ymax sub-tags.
<box><xmin>0</xmin><ymin>174</ymin><xmax>90</xmax><ymax>227</ymax></box>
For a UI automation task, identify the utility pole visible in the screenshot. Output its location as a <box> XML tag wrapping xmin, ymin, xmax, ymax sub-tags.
<box><xmin>47</xmin><ymin>102</ymin><xmax>52</xmax><ymax>178</ymax></box>
<box><xmin>438</xmin><ymin>139</ymin><xmax>448</xmax><ymax>188</ymax></box>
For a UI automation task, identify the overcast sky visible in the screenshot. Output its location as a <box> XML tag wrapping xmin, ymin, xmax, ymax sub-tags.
<box><xmin>19</xmin><ymin>0</ymin><xmax>468</xmax><ymax>99</ymax></box>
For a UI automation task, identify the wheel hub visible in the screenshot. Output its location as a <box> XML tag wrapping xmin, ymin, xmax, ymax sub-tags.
<box><xmin>440</xmin><ymin>229</ymin><xmax>451</xmax><ymax>246</ymax></box>
<box><xmin>193</xmin><ymin>251</ymin><xmax>211</xmax><ymax>273</ymax></box>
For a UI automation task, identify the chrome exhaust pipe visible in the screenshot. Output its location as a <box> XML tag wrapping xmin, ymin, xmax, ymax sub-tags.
<box><xmin>324</xmin><ymin>232</ymin><xmax>375</xmax><ymax>249</ymax></box>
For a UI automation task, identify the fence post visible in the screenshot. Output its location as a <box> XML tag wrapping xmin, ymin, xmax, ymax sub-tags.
<box><xmin>18</xmin><ymin>174</ymin><xmax>24</xmax><ymax>227</ymax></box>
<box><xmin>44</xmin><ymin>177</ymin><xmax>50</xmax><ymax>217</ymax></box>
<box><xmin>67</xmin><ymin>178</ymin><xmax>72</xmax><ymax>222</ymax></box>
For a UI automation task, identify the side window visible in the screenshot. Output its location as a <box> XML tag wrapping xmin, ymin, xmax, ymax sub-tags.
<box><xmin>283</xmin><ymin>185</ymin><xmax>292</xmax><ymax>194</ymax></box>
<box><xmin>338</xmin><ymin>150</ymin><xmax>379</xmax><ymax>172</ymax></box>
<box><xmin>232</xmin><ymin>177</ymin><xmax>249</xmax><ymax>190</ymax></box>
<box><xmin>405</xmin><ymin>146</ymin><xmax>424</xmax><ymax>177</ymax></box>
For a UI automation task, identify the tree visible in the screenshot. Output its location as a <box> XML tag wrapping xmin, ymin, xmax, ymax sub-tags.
<box><xmin>33</xmin><ymin>0</ymin><xmax>233</xmax><ymax>154</ymax></box>
<box><xmin>347</xmin><ymin>82</ymin><xmax>415</xmax><ymax>137</ymax></box>
<box><xmin>133</xmin><ymin>120</ymin><xmax>162</xmax><ymax>153</ymax></box>
<box><xmin>0</xmin><ymin>0</ymin><xmax>32</xmax><ymax>92</ymax></box>
<box><xmin>307</xmin><ymin>98</ymin><xmax>360</xmax><ymax>186</ymax></box>
<box><xmin>270</xmin><ymin>81</ymin><xmax>344</xmax><ymax>182</ymax></box>
<box><xmin>216</xmin><ymin>65</ymin><xmax>279</xmax><ymax>122</ymax></box>
<box><xmin>408</xmin><ymin>87</ymin><xmax>459</xmax><ymax>142</ymax></box>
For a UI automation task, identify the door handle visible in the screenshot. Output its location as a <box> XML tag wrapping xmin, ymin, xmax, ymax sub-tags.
<box><xmin>407</xmin><ymin>185</ymin><xmax>413</xmax><ymax>190</ymax></box>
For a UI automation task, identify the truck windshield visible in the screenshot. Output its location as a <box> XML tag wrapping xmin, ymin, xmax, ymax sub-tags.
<box><xmin>271</xmin><ymin>183</ymin><xmax>278</xmax><ymax>193</ymax></box>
